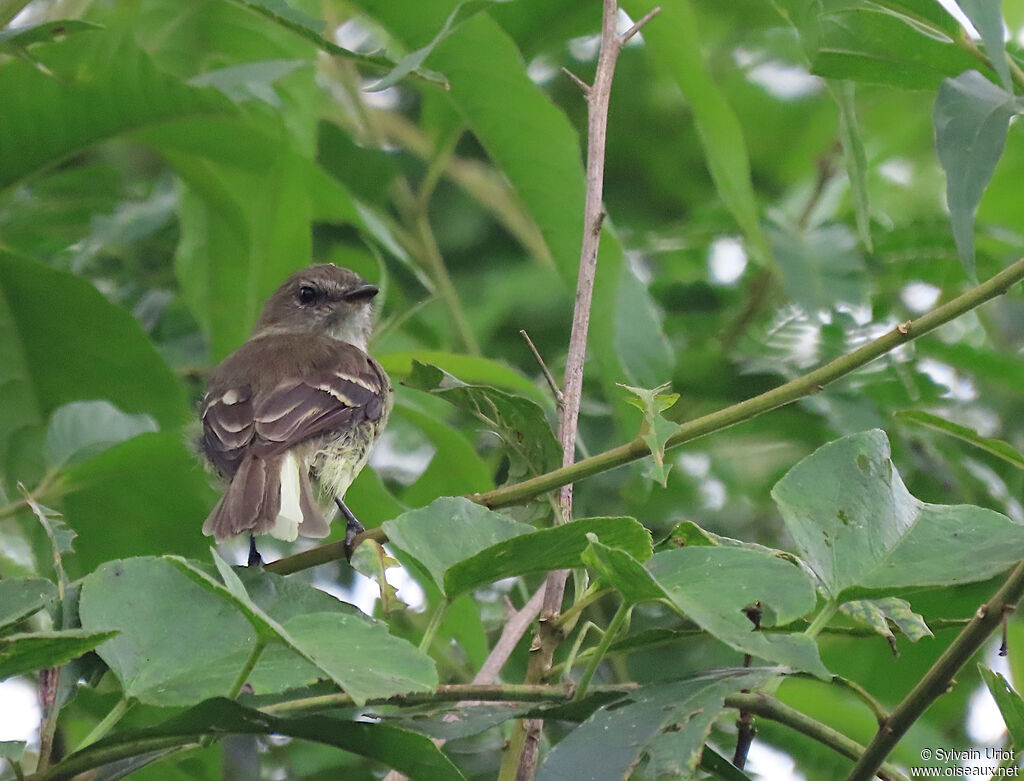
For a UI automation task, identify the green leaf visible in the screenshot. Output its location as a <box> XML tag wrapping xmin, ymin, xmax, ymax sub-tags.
<box><xmin>0</xmin><ymin>577</ymin><xmax>56</xmax><ymax>631</ymax></box>
<box><xmin>0</xmin><ymin>629</ymin><xmax>117</xmax><ymax>680</ymax></box>
<box><xmin>382</xmin><ymin>497</ymin><xmax>532</xmax><ymax>592</ymax></box>
<box><xmin>79</xmin><ymin>557</ymin><xmax>258</xmax><ymax>705</ymax></box>
<box><xmin>156</xmin><ymin>123</ymin><xmax>338</xmax><ymax>359</ymax></box>
<box><xmin>896</xmin><ymin>409</ymin><xmax>1024</xmax><ymax>471</ymax></box>
<box><xmin>664</xmin><ymin>521</ymin><xmax>804</xmax><ymax>563</ymax></box>
<box><xmin>840</xmin><ymin>597</ymin><xmax>933</xmax><ymax>647</ymax></box>
<box><xmin>0</xmin><ymin>741</ymin><xmax>25</xmax><ymax>762</ymax></box>
<box><xmin>0</xmin><ymin>19</ymin><xmax>101</xmax><ymax>51</ymax></box>
<box><xmin>44</xmin><ymin>400</ymin><xmax>158</xmax><ymax>469</ymax></box>
<box><xmin>648</xmin><ymin>547</ymin><xmax>828</xmax><ymax>676</ymax></box>
<box><xmin>699</xmin><ymin>746</ymin><xmax>754</xmax><ymax>780</ymax></box>
<box><xmin>396</xmin><ymin>403</ymin><xmax>494</xmax><ymax>506</ymax></box>
<box><xmin>426</xmin><ymin>13</ymin><xmax>581</xmax><ymax>284</ymax></box>
<box><xmin>770</xmin><ymin>222</ymin><xmax>868</xmax><ymax>313</ymax></box>
<box><xmin>619</xmin><ymin>382</ymin><xmax>681</xmax><ymax>487</ymax></box>
<box><xmin>187</xmin><ymin>59</ymin><xmax>309</xmax><ymax>106</ymax></box>
<box><xmin>581</xmin><ymin>537</ymin><xmax>668</xmax><ymax>606</ymax></box>
<box><xmin>0</xmin><ymin>33</ymin><xmax>234</xmax><ymax>190</ymax></box>
<box><xmin>60</xmin><ymin>433</ymin><xmax>216</xmax><ymax>573</ymax></box>
<box><xmin>366</xmin><ymin>0</ymin><xmax>503</xmax><ymax>92</ymax></box>
<box><xmin>979</xmin><ymin>665</ymin><xmax>1024</xmax><ymax>747</ymax></box>
<box><xmin>614</xmin><ymin>262</ymin><xmax>675</xmax><ymax>389</ymax></box>
<box><xmin>57</xmin><ymin>697</ymin><xmax>466</xmax><ymax>781</ymax></box>
<box><xmin>270</xmin><ymin>612</ymin><xmax>439</xmax><ymax>704</ymax></box>
<box><xmin>378</xmin><ymin>351</ymin><xmax>544</xmax><ymax>402</ymax></box>
<box><xmin>225</xmin><ymin>0</ymin><xmax>421</xmax><ymax>81</ymax></box>
<box><xmin>957</xmin><ymin>0</ymin><xmax>1012</xmax><ymax>90</ymax></box>
<box><xmin>621</xmin><ymin>0</ymin><xmax>772</xmax><ymax>265</ymax></box>
<box><xmin>831</xmin><ymin>80</ymin><xmax>872</xmax><ymax>252</ymax></box>
<box><xmin>444</xmin><ymin>517</ymin><xmax>653</xmax><ymax>598</ymax></box>
<box><xmin>777</xmin><ymin>0</ymin><xmax>979</xmax><ymax>89</ymax></box>
<box><xmin>771</xmin><ymin>429</ymin><xmax>1024</xmax><ymax>600</ymax></box>
<box><xmin>168</xmin><ymin>554</ymin><xmax>437</xmax><ymax>705</ymax></box>
<box><xmin>424</xmin><ymin>12</ymin><xmax>652</xmax><ymax>415</ymax></box>
<box><xmin>404</xmin><ymin>361</ymin><xmax>561</xmax><ymax>484</ymax></box>
<box><xmin>81</xmin><ymin>556</ymin><xmax>436</xmax><ymax>706</ymax></box>
<box><xmin>0</xmin><ymin>255</ymin><xmax>188</xmax><ymax>490</ymax></box>
<box><xmin>934</xmin><ymin>71</ymin><xmax>1019</xmax><ymax>280</ymax></box>
<box><xmin>537</xmin><ymin>670</ymin><xmax>771</xmax><ymax>781</ymax></box>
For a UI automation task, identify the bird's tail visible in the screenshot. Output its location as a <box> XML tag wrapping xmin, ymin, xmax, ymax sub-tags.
<box><xmin>203</xmin><ymin>454</ymin><xmax>330</xmax><ymax>542</ymax></box>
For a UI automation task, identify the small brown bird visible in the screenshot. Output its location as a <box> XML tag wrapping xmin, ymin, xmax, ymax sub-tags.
<box><xmin>199</xmin><ymin>264</ymin><xmax>392</xmax><ymax>564</ymax></box>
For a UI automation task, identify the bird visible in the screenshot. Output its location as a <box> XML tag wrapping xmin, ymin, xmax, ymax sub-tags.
<box><xmin>198</xmin><ymin>264</ymin><xmax>392</xmax><ymax>566</ymax></box>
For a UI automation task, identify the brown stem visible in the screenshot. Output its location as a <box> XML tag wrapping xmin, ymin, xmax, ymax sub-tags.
<box><xmin>513</xmin><ymin>4</ymin><xmax>660</xmax><ymax>779</ymax></box>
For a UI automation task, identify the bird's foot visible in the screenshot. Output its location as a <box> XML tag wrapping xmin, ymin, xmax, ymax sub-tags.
<box><xmin>335</xmin><ymin>497</ymin><xmax>366</xmax><ymax>560</ymax></box>
<box><xmin>247</xmin><ymin>534</ymin><xmax>264</xmax><ymax>568</ymax></box>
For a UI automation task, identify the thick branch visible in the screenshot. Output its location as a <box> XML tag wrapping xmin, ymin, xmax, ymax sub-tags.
<box><xmin>474</xmin><ymin>256</ymin><xmax>1024</xmax><ymax>509</ymax></box>
<box><xmin>845</xmin><ymin>559</ymin><xmax>1024</xmax><ymax>781</ymax></box>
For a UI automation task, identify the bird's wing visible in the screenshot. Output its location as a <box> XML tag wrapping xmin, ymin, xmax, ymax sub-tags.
<box><xmin>201</xmin><ymin>344</ymin><xmax>387</xmax><ymax>476</ymax></box>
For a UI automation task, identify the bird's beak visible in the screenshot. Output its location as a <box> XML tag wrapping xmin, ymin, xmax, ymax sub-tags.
<box><xmin>345</xmin><ymin>284</ymin><xmax>379</xmax><ymax>301</ymax></box>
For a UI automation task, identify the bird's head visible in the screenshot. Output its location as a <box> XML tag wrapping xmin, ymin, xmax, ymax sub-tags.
<box><xmin>253</xmin><ymin>264</ymin><xmax>380</xmax><ymax>349</ymax></box>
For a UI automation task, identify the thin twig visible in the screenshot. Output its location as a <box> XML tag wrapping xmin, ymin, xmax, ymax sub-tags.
<box><xmin>726</xmin><ymin>693</ymin><xmax>909</xmax><ymax>781</ymax></box>
<box><xmin>560</xmin><ymin>66</ymin><xmax>591</xmax><ymax>95</ymax></box>
<box><xmin>520</xmin><ymin>330</ymin><xmax>564</xmax><ymax>408</ymax></box>
<box><xmin>620</xmin><ymin>6</ymin><xmax>661</xmax><ymax>43</ymax></box>
<box><xmin>475</xmin><ymin>586</ymin><xmax>546</xmax><ymax>685</ymax></box>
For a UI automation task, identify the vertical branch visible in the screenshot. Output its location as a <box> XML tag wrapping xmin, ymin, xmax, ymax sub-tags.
<box><xmin>512</xmin><ymin>3</ymin><xmax>660</xmax><ymax>779</ymax></box>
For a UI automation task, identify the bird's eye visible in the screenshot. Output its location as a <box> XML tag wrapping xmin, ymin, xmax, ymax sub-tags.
<box><xmin>296</xmin><ymin>285</ymin><xmax>319</xmax><ymax>305</ymax></box>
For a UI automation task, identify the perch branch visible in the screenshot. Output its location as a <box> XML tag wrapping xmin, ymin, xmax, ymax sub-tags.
<box><xmin>473</xmin><ymin>255</ymin><xmax>1024</xmax><ymax>509</ymax></box>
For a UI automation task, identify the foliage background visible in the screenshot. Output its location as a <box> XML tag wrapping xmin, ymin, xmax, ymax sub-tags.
<box><xmin>4</xmin><ymin>0</ymin><xmax>1024</xmax><ymax>778</ymax></box>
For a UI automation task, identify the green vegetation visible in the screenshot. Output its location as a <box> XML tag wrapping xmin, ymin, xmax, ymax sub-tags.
<box><xmin>4</xmin><ymin>0</ymin><xmax>1024</xmax><ymax>779</ymax></box>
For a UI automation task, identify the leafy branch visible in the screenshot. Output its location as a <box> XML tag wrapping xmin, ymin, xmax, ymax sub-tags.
<box><xmin>473</xmin><ymin>255</ymin><xmax>1024</xmax><ymax>509</ymax></box>
<box><xmin>25</xmin><ymin>682</ymin><xmax>909</xmax><ymax>781</ymax></box>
